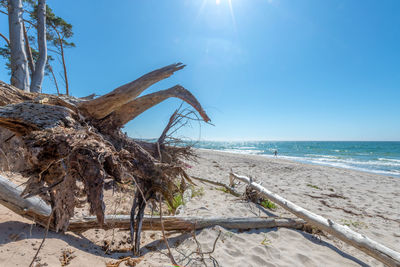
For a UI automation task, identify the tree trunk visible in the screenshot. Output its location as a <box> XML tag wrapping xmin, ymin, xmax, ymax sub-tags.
<box><xmin>23</xmin><ymin>21</ymin><xmax>35</xmax><ymax>77</ymax></box>
<box><xmin>70</xmin><ymin>215</ymin><xmax>305</xmax><ymax>233</ymax></box>
<box><xmin>229</xmin><ymin>172</ymin><xmax>400</xmax><ymax>267</ymax></box>
<box><xmin>50</xmin><ymin>24</ymin><xmax>69</xmax><ymax>95</ymax></box>
<box><xmin>48</xmin><ymin>64</ymin><xmax>60</xmax><ymax>95</ymax></box>
<box><xmin>30</xmin><ymin>0</ymin><xmax>47</xmax><ymax>93</ymax></box>
<box><xmin>8</xmin><ymin>0</ymin><xmax>29</xmax><ymax>91</ymax></box>
<box><xmin>0</xmin><ymin>65</ymin><xmax>210</xmax><ymax>252</ymax></box>
<box><xmin>0</xmin><ymin>172</ymin><xmax>305</xmax><ymax>233</ymax></box>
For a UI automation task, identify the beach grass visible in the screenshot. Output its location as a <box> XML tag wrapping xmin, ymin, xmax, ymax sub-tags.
<box><xmin>260</xmin><ymin>199</ymin><xmax>277</xmax><ymax>210</ymax></box>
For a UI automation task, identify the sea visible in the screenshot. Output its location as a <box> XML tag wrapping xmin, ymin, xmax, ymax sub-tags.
<box><xmin>191</xmin><ymin>141</ymin><xmax>400</xmax><ymax>178</ymax></box>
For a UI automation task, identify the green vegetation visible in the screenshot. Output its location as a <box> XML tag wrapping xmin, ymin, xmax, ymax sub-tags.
<box><xmin>191</xmin><ymin>186</ymin><xmax>205</xmax><ymax>198</ymax></box>
<box><xmin>164</xmin><ymin>185</ymin><xmax>204</xmax><ymax>214</ymax></box>
<box><xmin>0</xmin><ymin>0</ymin><xmax>75</xmax><ymax>94</ymax></box>
<box><xmin>221</xmin><ymin>231</ymin><xmax>234</xmax><ymax>242</ymax></box>
<box><xmin>166</xmin><ymin>194</ymin><xmax>184</xmax><ymax>214</ymax></box>
<box><xmin>216</xmin><ymin>187</ymin><xmax>230</xmax><ymax>194</ymax></box>
<box><xmin>307</xmin><ymin>183</ymin><xmax>321</xmax><ymax>190</ymax></box>
<box><xmin>151</xmin><ymin>210</ymin><xmax>160</xmax><ymax>216</ymax></box>
<box><xmin>340</xmin><ymin>219</ymin><xmax>367</xmax><ymax>229</ymax></box>
<box><xmin>260</xmin><ymin>199</ymin><xmax>277</xmax><ymax>210</ymax></box>
<box><xmin>261</xmin><ymin>236</ymin><xmax>272</xmax><ymax>246</ymax></box>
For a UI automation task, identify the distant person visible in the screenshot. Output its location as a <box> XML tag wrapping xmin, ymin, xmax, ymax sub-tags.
<box><xmin>274</xmin><ymin>150</ymin><xmax>278</xmax><ymax>157</ymax></box>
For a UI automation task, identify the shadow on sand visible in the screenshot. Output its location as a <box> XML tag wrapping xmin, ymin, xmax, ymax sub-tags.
<box><xmin>0</xmin><ymin>220</ymin><xmax>371</xmax><ymax>266</ymax></box>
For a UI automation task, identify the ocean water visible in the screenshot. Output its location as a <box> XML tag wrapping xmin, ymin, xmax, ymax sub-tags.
<box><xmin>192</xmin><ymin>141</ymin><xmax>400</xmax><ymax>177</ymax></box>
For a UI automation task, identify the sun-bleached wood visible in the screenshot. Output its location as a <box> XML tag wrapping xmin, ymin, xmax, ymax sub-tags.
<box><xmin>0</xmin><ymin>175</ymin><xmax>51</xmax><ymax>228</ymax></box>
<box><xmin>78</xmin><ymin>63</ymin><xmax>186</xmax><ymax>119</ymax></box>
<box><xmin>68</xmin><ymin>215</ymin><xmax>305</xmax><ymax>233</ymax></box>
<box><xmin>190</xmin><ymin>176</ymin><xmax>241</xmax><ymax>197</ymax></box>
<box><xmin>229</xmin><ymin>172</ymin><xmax>400</xmax><ymax>267</ymax></box>
<box><xmin>103</xmin><ymin>85</ymin><xmax>210</xmax><ymax>128</ymax></box>
<box><xmin>0</xmin><ymin>175</ymin><xmax>305</xmax><ymax>233</ymax></box>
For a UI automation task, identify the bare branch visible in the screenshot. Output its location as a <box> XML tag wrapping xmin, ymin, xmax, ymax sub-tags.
<box><xmin>78</xmin><ymin>63</ymin><xmax>186</xmax><ymax>119</ymax></box>
<box><xmin>0</xmin><ymin>32</ymin><xmax>10</xmax><ymax>46</ymax></box>
<box><xmin>102</xmin><ymin>85</ymin><xmax>210</xmax><ymax>129</ymax></box>
<box><xmin>48</xmin><ymin>64</ymin><xmax>60</xmax><ymax>95</ymax></box>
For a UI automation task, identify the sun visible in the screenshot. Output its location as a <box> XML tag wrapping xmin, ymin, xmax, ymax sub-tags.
<box><xmin>216</xmin><ymin>0</ymin><xmax>221</xmax><ymax>4</ymax></box>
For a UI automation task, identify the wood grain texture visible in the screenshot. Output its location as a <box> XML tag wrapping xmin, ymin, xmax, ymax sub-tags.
<box><xmin>78</xmin><ymin>63</ymin><xmax>185</xmax><ymax>119</ymax></box>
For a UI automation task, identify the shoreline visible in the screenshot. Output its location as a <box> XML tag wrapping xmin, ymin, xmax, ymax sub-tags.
<box><xmin>0</xmin><ymin>148</ymin><xmax>399</xmax><ymax>266</ymax></box>
<box><xmin>183</xmin><ymin>149</ymin><xmax>400</xmax><ymax>266</ymax></box>
<box><xmin>195</xmin><ymin>147</ymin><xmax>400</xmax><ymax>178</ymax></box>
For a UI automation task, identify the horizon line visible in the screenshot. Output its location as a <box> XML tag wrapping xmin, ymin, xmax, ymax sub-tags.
<box><xmin>129</xmin><ymin>137</ymin><xmax>400</xmax><ymax>142</ymax></box>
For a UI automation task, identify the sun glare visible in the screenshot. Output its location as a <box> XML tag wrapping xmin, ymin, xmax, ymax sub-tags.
<box><xmin>216</xmin><ymin>0</ymin><xmax>221</xmax><ymax>5</ymax></box>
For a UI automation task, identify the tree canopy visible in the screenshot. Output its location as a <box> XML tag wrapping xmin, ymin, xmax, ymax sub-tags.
<box><xmin>0</xmin><ymin>0</ymin><xmax>74</xmax><ymax>94</ymax></box>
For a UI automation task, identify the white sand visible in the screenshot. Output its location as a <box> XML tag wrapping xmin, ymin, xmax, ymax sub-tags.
<box><xmin>0</xmin><ymin>149</ymin><xmax>399</xmax><ymax>266</ymax></box>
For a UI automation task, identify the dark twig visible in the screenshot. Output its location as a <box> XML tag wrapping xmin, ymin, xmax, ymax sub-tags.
<box><xmin>177</xmin><ymin>227</ymin><xmax>221</xmax><ymax>267</ymax></box>
<box><xmin>29</xmin><ymin>209</ymin><xmax>54</xmax><ymax>267</ymax></box>
<box><xmin>159</xmin><ymin>196</ymin><xmax>178</xmax><ymax>266</ymax></box>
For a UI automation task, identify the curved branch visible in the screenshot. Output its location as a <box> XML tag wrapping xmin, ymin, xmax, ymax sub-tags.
<box><xmin>102</xmin><ymin>85</ymin><xmax>210</xmax><ymax>128</ymax></box>
<box><xmin>78</xmin><ymin>63</ymin><xmax>185</xmax><ymax>119</ymax></box>
<box><xmin>0</xmin><ymin>32</ymin><xmax>10</xmax><ymax>46</ymax></box>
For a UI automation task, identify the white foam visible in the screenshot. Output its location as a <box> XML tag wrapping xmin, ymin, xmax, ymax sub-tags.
<box><xmin>378</xmin><ymin>158</ymin><xmax>400</xmax><ymax>163</ymax></box>
<box><xmin>200</xmin><ymin>147</ymin><xmax>400</xmax><ymax>178</ymax></box>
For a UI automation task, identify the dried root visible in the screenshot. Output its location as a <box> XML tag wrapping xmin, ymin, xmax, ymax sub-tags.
<box><xmin>0</xmin><ymin>63</ymin><xmax>210</xmax><ymax>256</ymax></box>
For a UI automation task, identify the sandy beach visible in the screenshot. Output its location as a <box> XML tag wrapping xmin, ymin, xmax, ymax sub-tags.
<box><xmin>0</xmin><ymin>148</ymin><xmax>399</xmax><ymax>266</ymax></box>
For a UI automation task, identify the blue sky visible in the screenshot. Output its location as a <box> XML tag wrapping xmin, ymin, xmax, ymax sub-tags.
<box><xmin>1</xmin><ymin>0</ymin><xmax>399</xmax><ymax>141</ymax></box>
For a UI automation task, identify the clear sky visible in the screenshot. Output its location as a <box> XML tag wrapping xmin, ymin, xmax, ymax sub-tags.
<box><xmin>1</xmin><ymin>0</ymin><xmax>399</xmax><ymax>141</ymax></box>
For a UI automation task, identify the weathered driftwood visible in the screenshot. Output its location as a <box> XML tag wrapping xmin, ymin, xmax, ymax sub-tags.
<box><xmin>69</xmin><ymin>215</ymin><xmax>305</xmax><ymax>232</ymax></box>
<box><xmin>0</xmin><ymin>175</ymin><xmax>51</xmax><ymax>228</ymax></box>
<box><xmin>0</xmin><ymin>63</ymin><xmax>210</xmax><ymax>253</ymax></box>
<box><xmin>229</xmin><ymin>172</ymin><xmax>400</xmax><ymax>267</ymax></box>
<box><xmin>101</xmin><ymin>85</ymin><xmax>210</xmax><ymax>129</ymax></box>
<box><xmin>0</xmin><ymin>174</ymin><xmax>305</xmax><ymax>232</ymax></box>
<box><xmin>190</xmin><ymin>176</ymin><xmax>241</xmax><ymax>197</ymax></box>
<box><xmin>78</xmin><ymin>63</ymin><xmax>186</xmax><ymax>120</ymax></box>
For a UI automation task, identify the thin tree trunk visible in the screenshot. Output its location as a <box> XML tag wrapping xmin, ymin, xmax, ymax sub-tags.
<box><xmin>229</xmin><ymin>172</ymin><xmax>400</xmax><ymax>267</ymax></box>
<box><xmin>48</xmin><ymin>64</ymin><xmax>60</xmax><ymax>95</ymax></box>
<box><xmin>50</xmin><ymin>24</ymin><xmax>68</xmax><ymax>95</ymax></box>
<box><xmin>8</xmin><ymin>0</ymin><xmax>29</xmax><ymax>91</ymax></box>
<box><xmin>30</xmin><ymin>0</ymin><xmax>47</xmax><ymax>93</ymax></box>
<box><xmin>22</xmin><ymin>21</ymin><xmax>35</xmax><ymax>77</ymax></box>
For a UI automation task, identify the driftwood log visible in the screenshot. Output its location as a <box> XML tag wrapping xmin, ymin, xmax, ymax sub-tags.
<box><xmin>0</xmin><ymin>63</ymin><xmax>210</xmax><ymax>254</ymax></box>
<box><xmin>0</xmin><ymin>174</ymin><xmax>305</xmax><ymax>232</ymax></box>
<box><xmin>229</xmin><ymin>172</ymin><xmax>400</xmax><ymax>267</ymax></box>
<box><xmin>190</xmin><ymin>175</ymin><xmax>241</xmax><ymax>197</ymax></box>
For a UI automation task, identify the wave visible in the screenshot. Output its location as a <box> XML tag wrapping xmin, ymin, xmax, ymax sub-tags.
<box><xmin>309</xmin><ymin>157</ymin><xmax>400</xmax><ymax>167</ymax></box>
<box><xmin>195</xmin><ymin>141</ymin><xmax>400</xmax><ymax>178</ymax></box>
<box><xmin>272</xmin><ymin>155</ymin><xmax>400</xmax><ymax>177</ymax></box>
<box><xmin>378</xmin><ymin>158</ymin><xmax>400</xmax><ymax>163</ymax></box>
<box><xmin>222</xmin><ymin>151</ymin><xmax>400</xmax><ymax>177</ymax></box>
<box><xmin>222</xmin><ymin>149</ymin><xmax>264</xmax><ymax>155</ymax></box>
<box><xmin>305</xmin><ymin>154</ymin><xmax>339</xmax><ymax>159</ymax></box>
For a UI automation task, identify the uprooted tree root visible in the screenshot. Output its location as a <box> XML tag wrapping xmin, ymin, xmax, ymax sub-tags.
<box><xmin>0</xmin><ymin>63</ymin><xmax>210</xmax><ymax>255</ymax></box>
